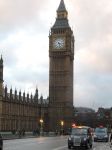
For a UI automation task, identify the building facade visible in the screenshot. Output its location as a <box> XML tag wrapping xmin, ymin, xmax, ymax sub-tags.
<box><xmin>0</xmin><ymin>0</ymin><xmax>74</xmax><ymax>133</ymax></box>
<box><xmin>0</xmin><ymin>56</ymin><xmax>49</xmax><ymax>132</ymax></box>
<box><xmin>49</xmin><ymin>0</ymin><xmax>74</xmax><ymax>132</ymax></box>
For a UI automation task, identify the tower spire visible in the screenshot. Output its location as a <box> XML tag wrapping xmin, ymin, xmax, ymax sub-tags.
<box><xmin>0</xmin><ymin>55</ymin><xmax>3</xmax><ymax>65</ymax></box>
<box><xmin>57</xmin><ymin>0</ymin><xmax>67</xmax><ymax>12</ymax></box>
<box><xmin>52</xmin><ymin>0</ymin><xmax>69</xmax><ymax>29</ymax></box>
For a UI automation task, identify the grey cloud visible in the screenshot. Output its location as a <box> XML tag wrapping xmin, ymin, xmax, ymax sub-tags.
<box><xmin>0</xmin><ymin>0</ymin><xmax>47</xmax><ymax>33</ymax></box>
<box><xmin>4</xmin><ymin>62</ymin><xmax>48</xmax><ymax>88</ymax></box>
<box><xmin>72</xmin><ymin>0</ymin><xmax>112</xmax><ymax>45</ymax></box>
<box><xmin>4</xmin><ymin>67</ymin><xmax>49</xmax><ymax>99</ymax></box>
<box><xmin>1</xmin><ymin>47</ymin><xmax>18</xmax><ymax>68</ymax></box>
<box><xmin>75</xmin><ymin>72</ymin><xmax>112</xmax><ymax>109</ymax></box>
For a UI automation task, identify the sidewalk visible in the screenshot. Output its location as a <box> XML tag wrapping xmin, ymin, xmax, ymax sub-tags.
<box><xmin>1</xmin><ymin>132</ymin><xmax>38</xmax><ymax>140</ymax></box>
<box><xmin>1</xmin><ymin>131</ymin><xmax>58</xmax><ymax>140</ymax></box>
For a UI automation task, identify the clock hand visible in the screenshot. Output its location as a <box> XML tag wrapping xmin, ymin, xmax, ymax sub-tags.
<box><xmin>58</xmin><ymin>42</ymin><xmax>61</xmax><ymax>46</ymax></box>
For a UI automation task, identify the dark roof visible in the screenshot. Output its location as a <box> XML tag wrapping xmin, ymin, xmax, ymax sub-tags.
<box><xmin>52</xmin><ymin>18</ymin><xmax>69</xmax><ymax>29</ymax></box>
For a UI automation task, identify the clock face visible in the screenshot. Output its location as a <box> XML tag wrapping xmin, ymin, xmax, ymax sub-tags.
<box><xmin>53</xmin><ymin>38</ymin><xmax>65</xmax><ymax>49</ymax></box>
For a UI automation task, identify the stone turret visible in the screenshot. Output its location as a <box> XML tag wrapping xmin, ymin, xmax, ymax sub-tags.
<box><xmin>34</xmin><ymin>88</ymin><xmax>38</xmax><ymax>102</ymax></box>
<box><xmin>0</xmin><ymin>55</ymin><xmax>3</xmax><ymax>130</ymax></box>
<box><xmin>0</xmin><ymin>55</ymin><xmax>3</xmax><ymax>98</ymax></box>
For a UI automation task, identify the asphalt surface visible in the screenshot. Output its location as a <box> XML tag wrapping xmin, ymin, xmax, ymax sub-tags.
<box><xmin>3</xmin><ymin>136</ymin><xmax>112</xmax><ymax>150</ymax></box>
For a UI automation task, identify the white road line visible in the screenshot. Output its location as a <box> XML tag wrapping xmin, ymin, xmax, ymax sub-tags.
<box><xmin>52</xmin><ymin>145</ymin><xmax>67</xmax><ymax>150</ymax></box>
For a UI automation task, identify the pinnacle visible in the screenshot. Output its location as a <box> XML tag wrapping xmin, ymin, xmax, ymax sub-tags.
<box><xmin>57</xmin><ymin>0</ymin><xmax>67</xmax><ymax>12</ymax></box>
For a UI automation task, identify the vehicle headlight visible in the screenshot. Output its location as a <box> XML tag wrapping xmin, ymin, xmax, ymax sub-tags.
<box><xmin>83</xmin><ymin>137</ymin><xmax>87</xmax><ymax>141</ymax></box>
<box><xmin>94</xmin><ymin>134</ymin><xmax>97</xmax><ymax>137</ymax></box>
<box><xmin>104</xmin><ymin>135</ymin><xmax>108</xmax><ymax>138</ymax></box>
<box><xmin>68</xmin><ymin>137</ymin><xmax>72</xmax><ymax>140</ymax></box>
<box><xmin>68</xmin><ymin>135</ymin><xmax>73</xmax><ymax>141</ymax></box>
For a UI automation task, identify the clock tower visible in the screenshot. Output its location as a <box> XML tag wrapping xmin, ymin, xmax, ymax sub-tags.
<box><xmin>49</xmin><ymin>0</ymin><xmax>74</xmax><ymax>132</ymax></box>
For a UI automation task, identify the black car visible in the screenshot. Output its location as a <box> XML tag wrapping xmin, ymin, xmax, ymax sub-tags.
<box><xmin>0</xmin><ymin>134</ymin><xmax>3</xmax><ymax>150</ymax></box>
<box><xmin>94</xmin><ymin>127</ymin><xmax>109</xmax><ymax>142</ymax></box>
<box><xmin>68</xmin><ymin>125</ymin><xmax>93</xmax><ymax>149</ymax></box>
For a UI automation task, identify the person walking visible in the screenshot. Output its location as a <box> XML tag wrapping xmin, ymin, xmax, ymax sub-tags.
<box><xmin>110</xmin><ymin>127</ymin><xmax>112</xmax><ymax>144</ymax></box>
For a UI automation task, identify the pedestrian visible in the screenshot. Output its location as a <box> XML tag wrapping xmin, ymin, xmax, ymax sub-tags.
<box><xmin>110</xmin><ymin>127</ymin><xmax>112</xmax><ymax>144</ymax></box>
<box><xmin>0</xmin><ymin>134</ymin><xmax>3</xmax><ymax>150</ymax></box>
<box><xmin>55</xmin><ymin>130</ymin><xmax>58</xmax><ymax>136</ymax></box>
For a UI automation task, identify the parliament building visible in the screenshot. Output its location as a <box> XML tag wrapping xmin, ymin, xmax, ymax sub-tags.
<box><xmin>0</xmin><ymin>0</ymin><xmax>74</xmax><ymax>133</ymax></box>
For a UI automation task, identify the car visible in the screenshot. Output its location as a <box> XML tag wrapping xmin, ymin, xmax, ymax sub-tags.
<box><xmin>68</xmin><ymin>125</ymin><xmax>93</xmax><ymax>149</ymax></box>
<box><xmin>0</xmin><ymin>134</ymin><xmax>3</xmax><ymax>150</ymax></box>
<box><xmin>94</xmin><ymin>126</ymin><xmax>109</xmax><ymax>142</ymax></box>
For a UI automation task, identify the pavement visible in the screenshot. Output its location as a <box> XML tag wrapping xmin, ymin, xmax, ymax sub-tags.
<box><xmin>1</xmin><ymin>131</ymin><xmax>57</xmax><ymax>140</ymax></box>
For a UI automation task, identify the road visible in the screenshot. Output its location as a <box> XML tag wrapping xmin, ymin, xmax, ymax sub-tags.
<box><xmin>3</xmin><ymin>136</ymin><xmax>112</xmax><ymax>150</ymax></box>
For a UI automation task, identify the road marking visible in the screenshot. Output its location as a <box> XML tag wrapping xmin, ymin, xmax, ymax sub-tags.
<box><xmin>52</xmin><ymin>145</ymin><xmax>67</xmax><ymax>150</ymax></box>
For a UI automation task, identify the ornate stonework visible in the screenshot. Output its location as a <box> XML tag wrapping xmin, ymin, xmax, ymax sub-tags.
<box><xmin>49</xmin><ymin>0</ymin><xmax>74</xmax><ymax>132</ymax></box>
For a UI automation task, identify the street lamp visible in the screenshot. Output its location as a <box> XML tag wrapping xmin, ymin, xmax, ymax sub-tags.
<box><xmin>61</xmin><ymin>120</ymin><xmax>64</xmax><ymax>135</ymax></box>
<box><xmin>40</xmin><ymin>119</ymin><xmax>43</xmax><ymax>135</ymax></box>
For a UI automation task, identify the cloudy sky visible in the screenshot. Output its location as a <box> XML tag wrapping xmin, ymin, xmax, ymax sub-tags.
<box><xmin>0</xmin><ymin>0</ymin><xmax>112</xmax><ymax>110</ymax></box>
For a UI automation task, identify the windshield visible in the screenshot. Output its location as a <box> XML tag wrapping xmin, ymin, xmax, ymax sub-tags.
<box><xmin>71</xmin><ymin>128</ymin><xmax>87</xmax><ymax>135</ymax></box>
<box><xmin>95</xmin><ymin>128</ymin><xmax>107</xmax><ymax>133</ymax></box>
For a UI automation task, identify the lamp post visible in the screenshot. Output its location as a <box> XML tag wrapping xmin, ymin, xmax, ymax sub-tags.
<box><xmin>61</xmin><ymin>120</ymin><xmax>64</xmax><ymax>135</ymax></box>
<box><xmin>40</xmin><ymin>119</ymin><xmax>43</xmax><ymax>136</ymax></box>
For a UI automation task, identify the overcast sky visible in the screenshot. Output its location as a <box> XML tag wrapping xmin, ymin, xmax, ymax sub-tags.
<box><xmin>0</xmin><ymin>0</ymin><xmax>112</xmax><ymax>110</ymax></box>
